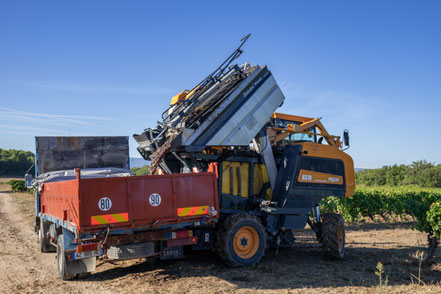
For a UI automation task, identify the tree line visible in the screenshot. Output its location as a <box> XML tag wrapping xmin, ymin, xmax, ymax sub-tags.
<box><xmin>0</xmin><ymin>149</ymin><xmax>35</xmax><ymax>176</ymax></box>
<box><xmin>356</xmin><ymin>160</ymin><xmax>441</xmax><ymax>188</ymax></box>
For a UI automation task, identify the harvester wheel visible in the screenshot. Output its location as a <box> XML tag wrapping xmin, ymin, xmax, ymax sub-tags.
<box><xmin>39</xmin><ymin>219</ymin><xmax>53</xmax><ymax>253</ymax></box>
<box><xmin>216</xmin><ymin>214</ymin><xmax>266</xmax><ymax>267</ymax></box>
<box><xmin>56</xmin><ymin>235</ymin><xmax>75</xmax><ymax>280</ymax></box>
<box><xmin>321</xmin><ymin>213</ymin><xmax>345</xmax><ymax>258</ymax></box>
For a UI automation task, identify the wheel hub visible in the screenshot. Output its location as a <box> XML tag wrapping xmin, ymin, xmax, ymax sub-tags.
<box><xmin>233</xmin><ymin>226</ymin><xmax>259</xmax><ymax>259</ymax></box>
<box><xmin>240</xmin><ymin>237</ymin><xmax>248</xmax><ymax>247</ymax></box>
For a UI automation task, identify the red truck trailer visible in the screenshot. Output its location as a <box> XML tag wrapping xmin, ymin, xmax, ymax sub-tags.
<box><xmin>30</xmin><ymin>137</ymin><xmax>218</xmax><ymax>280</ymax></box>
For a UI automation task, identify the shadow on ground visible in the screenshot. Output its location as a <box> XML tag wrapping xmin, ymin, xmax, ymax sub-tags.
<box><xmin>78</xmin><ymin>222</ymin><xmax>441</xmax><ymax>290</ymax></box>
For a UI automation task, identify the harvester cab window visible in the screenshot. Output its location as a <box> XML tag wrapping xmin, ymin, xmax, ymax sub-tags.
<box><xmin>281</xmin><ymin>126</ymin><xmax>316</xmax><ymax>143</ymax></box>
<box><xmin>292</xmin><ymin>127</ymin><xmax>316</xmax><ymax>143</ymax></box>
<box><xmin>273</xmin><ymin>117</ymin><xmax>317</xmax><ymax>144</ymax></box>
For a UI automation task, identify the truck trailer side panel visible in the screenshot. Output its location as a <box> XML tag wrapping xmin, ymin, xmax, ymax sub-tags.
<box><xmin>40</xmin><ymin>172</ymin><xmax>219</xmax><ymax>234</ymax></box>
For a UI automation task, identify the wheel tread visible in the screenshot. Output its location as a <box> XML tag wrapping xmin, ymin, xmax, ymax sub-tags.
<box><xmin>321</xmin><ymin>213</ymin><xmax>345</xmax><ymax>258</ymax></box>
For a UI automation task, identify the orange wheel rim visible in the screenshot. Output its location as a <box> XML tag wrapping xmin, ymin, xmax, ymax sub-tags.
<box><xmin>338</xmin><ymin>224</ymin><xmax>344</xmax><ymax>252</ymax></box>
<box><xmin>233</xmin><ymin>226</ymin><xmax>259</xmax><ymax>259</ymax></box>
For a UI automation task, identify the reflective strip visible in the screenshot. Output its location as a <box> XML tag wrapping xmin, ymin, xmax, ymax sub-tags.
<box><xmin>111</xmin><ymin>213</ymin><xmax>128</xmax><ymax>222</ymax></box>
<box><xmin>178</xmin><ymin>207</ymin><xmax>191</xmax><ymax>217</ymax></box>
<box><xmin>91</xmin><ymin>212</ymin><xmax>129</xmax><ymax>225</ymax></box>
<box><xmin>177</xmin><ymin>206</ymin><xmax>209</xmax><ymax>217</ymax></box>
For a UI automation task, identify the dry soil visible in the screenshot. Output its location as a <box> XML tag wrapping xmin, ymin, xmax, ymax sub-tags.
<box><xmin>0</xmin><ymin>180</ymin><xmax>441</xmax><ymax>293</ymax></box>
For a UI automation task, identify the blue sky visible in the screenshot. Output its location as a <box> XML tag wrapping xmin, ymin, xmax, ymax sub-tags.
<box><xmin>0</xmin><ymin>1</ymin><xmax>440</xmax><ymax>168</ymax></box>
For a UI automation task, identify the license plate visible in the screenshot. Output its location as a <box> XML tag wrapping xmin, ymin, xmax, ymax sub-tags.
<box><xmin>73</xmin><ymin>249</ymin><xmax>102</xmax><ymax>260</ymax></box>
<box><xmin>160</xmin><ymin>246</ymin><xmax>183</xmax><ymax>260</ymax></box>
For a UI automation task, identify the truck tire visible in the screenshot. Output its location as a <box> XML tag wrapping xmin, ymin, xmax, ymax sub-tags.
<box><xmin>321</xmin><ymin>213</ymin><xmax>345</xmax><ymax>258</ymax></box>
<box><xmin>56</xmin><ymin>235</ymin><xmax>75</xmax><ymax>280</ymax></box>
<box><xmin>39</xmin><ymin>219</ymin><xmax>53</xmax><ymax>253</ymax></box>
<box><xmin>216</xmin><ymin>214</ymin><xmax>266</xmax><ymax>267</ymax></box>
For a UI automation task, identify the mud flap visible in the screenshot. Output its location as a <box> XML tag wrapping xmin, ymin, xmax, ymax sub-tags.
<box><xmin>61</xmin><ymin>227</ymin><xmax>96</xmax><ymax>275</ymax></box>
<box><xmin>66</xmin><ymin>257</ymin><xmax>96</xmax><ymax>275</ymax></box>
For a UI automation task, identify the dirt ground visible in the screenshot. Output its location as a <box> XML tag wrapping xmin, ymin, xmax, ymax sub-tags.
<box><xmin>1</xmin><ymin>179</ymin><xmax>441</xmax><ymax>293</ymax></box>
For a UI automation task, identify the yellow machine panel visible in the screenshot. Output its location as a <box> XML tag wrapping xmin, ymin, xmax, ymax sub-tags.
<box><xmin>221</xmin><ymin>161</ymin><xmax>272</xmax><ymax>200</ymax></box>
<box><xmin>297</xmin><ymin>142</ymin><xmax>355</xmax><ymax>197</ymax></box>
<box><xmin>254</xmin><ymin>164</ymin><xmax>273</xmax><ymax>200</ymax></box>
<box><xmin>170</xmin><ymin>90</ymin><xmax>189</xmax><ymax>106</ymax></box>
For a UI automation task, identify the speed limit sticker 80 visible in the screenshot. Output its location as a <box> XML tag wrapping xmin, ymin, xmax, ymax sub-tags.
<box><xmin>149</xmin><ymin>193</ymin><xmax>161</xmax><ymax>207</ymax></box>
<box><xmin>98</xmin><ymin>197</ymin><xmax>112</xmax><ymax>211</ymax></box>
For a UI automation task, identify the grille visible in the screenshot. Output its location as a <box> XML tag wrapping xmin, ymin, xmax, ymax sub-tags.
<box><xmin>107</xmin><ymin>242</ymin><xmax>155</xmax><ymax>260</ymax></box>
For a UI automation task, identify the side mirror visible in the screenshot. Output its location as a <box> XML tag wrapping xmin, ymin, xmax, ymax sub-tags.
<box><xmin>25</xmin><ymin>173</ymin><xmax>33</xmax><ymax>189</ymax></box>
<box><xmin>343</xmin><ymin>129</ymin><xmax>350</xmax><ymax>148</ymax></box>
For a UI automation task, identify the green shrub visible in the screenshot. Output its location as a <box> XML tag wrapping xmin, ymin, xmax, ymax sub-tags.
<box><xmin>427</xmin><ymin>202</ymin><xmax>441</xmax><ymax>239</ymax></box>
<box><xmin>7</xmin><ymin>179</ymin><xmax>27</xmax><ymax>192</ymax></box>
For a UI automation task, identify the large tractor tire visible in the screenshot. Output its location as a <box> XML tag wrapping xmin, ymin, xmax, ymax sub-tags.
<box><xmin>56</xmin><ymin>235</ymin><xmax>75</xmax><ymax>280</ymax></box>
<box><xmin>216</xmin><ymin>214</ymin><xmax>266</xmax><ymax>267</ymax></box>
<box><xmin>321</xmin><ymin>213</ymin><xmax>345</xmax><ymax>258</ymax></box>
<box><xmin>39</xmin><ymin>219</ymin><xmax>54</xmax><ymax>253</ymax></box>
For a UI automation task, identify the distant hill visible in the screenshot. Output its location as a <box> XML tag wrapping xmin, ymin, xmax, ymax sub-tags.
<box><xmin>355</xmin><ymin>168</ymin><xmax>365</xmax><ymax>171</ymax></box>
<box><xmin>130</xmin><ymin>157</ymin><xmax>149</xmax><ymax>168</ymax></box>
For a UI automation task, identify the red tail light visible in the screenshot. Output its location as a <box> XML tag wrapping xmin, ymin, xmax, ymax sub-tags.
<box><xmin>76</xmin><ymin>243</ymin><xmax>99</xmax><ymax>253</ymax></box>
<box><xmin>167</xmin><ymin>237</ymin><xmax>198</xmax><ymax>247</ymax></box>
